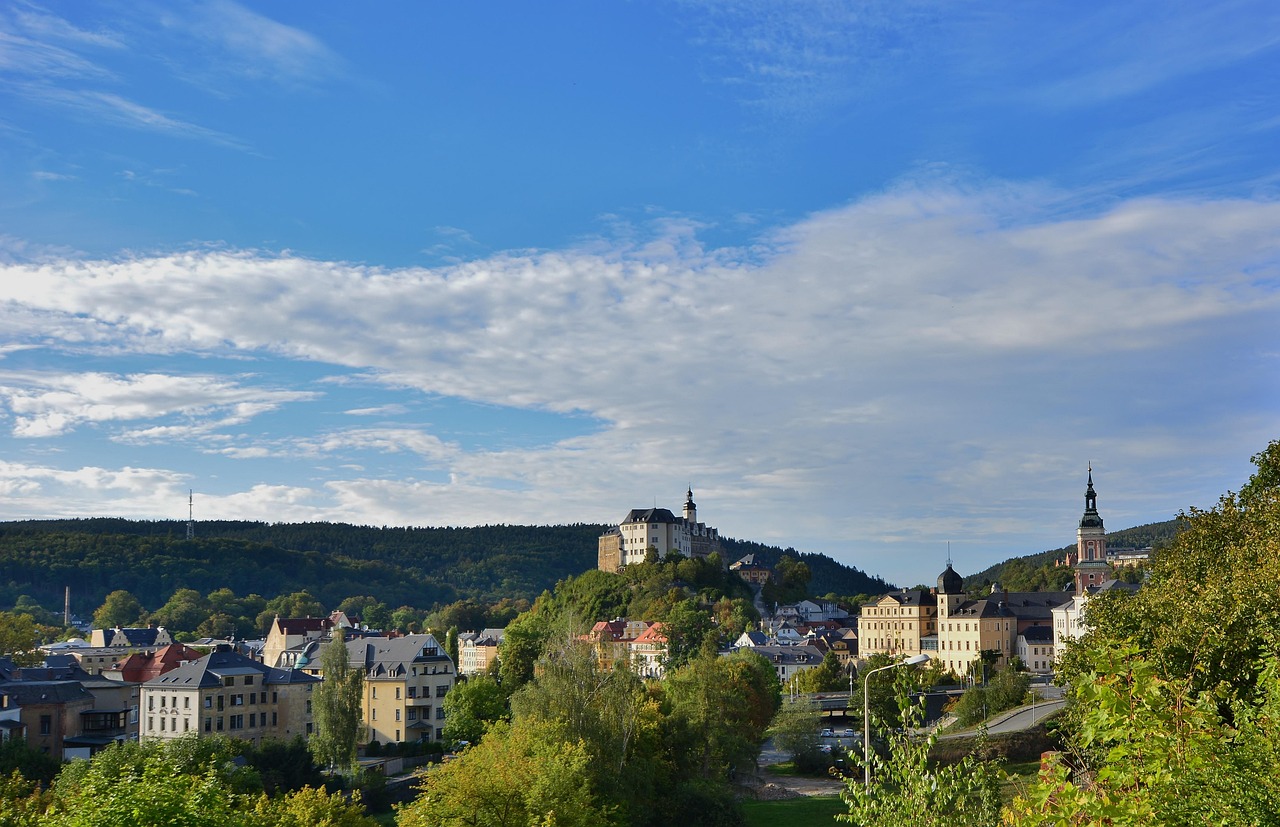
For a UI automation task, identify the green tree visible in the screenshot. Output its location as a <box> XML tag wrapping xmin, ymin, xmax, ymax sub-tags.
<box><xmin>767</xmin><ymin>698</ymin><xmax>823</xmax><ymax>770</ymax></box>
<box><xmin>442</xmin><ymin>675</ymin><xmax>508</xmax><ymax>745</ymax></box>
<box><xmin>496</xmin><ymin>610</ymin><xmax>551</xmax><ymax>694</ymax></box>
<box><xmin>309</xmin><ymin>631</ymin><xmax>363</xmax><ymax>773</ymax></box>
<box><xmin>396</xmin><ymin>719</ymin><xmax>618</xmax><ymax>827</ymax></box>
<box><xmin>255</xmin><ymin>591</ymin><xmax>325</xmax><ymax>634</ymax></box>
<box><xmin>841</xmin><ymin>689</ymin><xmax>1002</xmax><ymax>826</ymax></box>
<box><xmin>250</xmin><ymin>785</ymin><xmax>379</xmax><ymax>827</ymax></box>
<box><xmin>794</xmin><ymin>650</ymin><xmax>845</xmax><ymax>693</ymax></box>
<box><xmin>92</xmin><ymin>589</ymin><xmax>143</xmax><ymax>629</ymax></box>
<box><xmin>0</xmin><ymin>613</ymin><xmax>44</xmax><ymax>667</ymax></box>
<box><xmin>149</xmin><ymin>588</ymin><xmax>210</xmax><ymax>634</ymax></box>
<box><xmin>661</xmin><ymin>599</ymin><xmax>715</xmax><ymax>671</ymax></box>
<box><xmin>10</xmin><ymin>596</ymin><xmax>58</xmax><ymax>627</ymax></box>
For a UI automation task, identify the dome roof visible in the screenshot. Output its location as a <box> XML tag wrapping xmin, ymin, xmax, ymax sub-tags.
<box><xmin>937</xmin><ymin>563</ymin><xmax>964</xmax><ymax>594</ymax></box>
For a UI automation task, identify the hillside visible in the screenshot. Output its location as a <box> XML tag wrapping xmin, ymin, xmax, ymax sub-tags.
<box><xmin>0</xmin><ymin>519</ymin><xmax>888</xmax><ymax>620</ymax></box>
<box><xmin>962</xmin><ymin>518</ymin><xmax>1183</xmax><ymax>591</ymax></box>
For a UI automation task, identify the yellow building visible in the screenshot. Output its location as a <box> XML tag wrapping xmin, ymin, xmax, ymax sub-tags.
<box><xmin>856</xmin><ymin>589</ymin><xmax>937</xmax><ymax>659</ymax></box>
<box><xmin>343</xmin><ymin>634</ymin><xmax>455</xmax><ymax>745</ymax></box>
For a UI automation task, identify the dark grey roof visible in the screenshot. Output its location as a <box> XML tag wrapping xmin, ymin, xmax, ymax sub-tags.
<box><xmin>147</xmin><ymin>647</ymin><xmax>319</xmax><ymax>689</ymax></box>
<box><xmin>937</xmin><ymin>563</ymin><xmax>964</xmax><ymax>595</ymax></box>
<box><xmin>0</xmin><ymin>680</ymin><xmax>94</xmax><ymax>705</ymax></box>
<box><xmin>953</xmin><ymin>590</ymin><xmax>1071</xmax><ymax>621</ymax></box>
<box><xmin>623</xmin><ymin>508</ymin><xmax>680</xmax><ymax>524</ymax></box>
<box><xmin>1093</xmin><ymin>579</ymin><xmax>1140</xmax><ymax>594</ymax></box>
<box><xmin>749</xmin><ymin>645</ymin><xmax>825</xmax><ymax>666</ymax></box>
<box><xmin>1019</xmin><ymin>626</ymin><xmax>1054</xmax><ymax>643</ymax></box>
<box><xmin>345</xmin><ymin>634</ymin><xmax>452</xmax><ymax>679</ymax></box>
<box><xmin>881</xmin><ymin>589</ymin><xmax>936</xmax><ymax>608</ymax></box>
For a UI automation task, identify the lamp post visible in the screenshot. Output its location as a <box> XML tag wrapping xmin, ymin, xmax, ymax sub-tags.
<box><xmin>863</xmin><ymin>653</ymin><xmax>929</xmax><ymax>791</ymax></box>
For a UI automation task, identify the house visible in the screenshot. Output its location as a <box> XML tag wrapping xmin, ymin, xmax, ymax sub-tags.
<box><xmin>730</xmin><ymin>554</ymin><xmax>772</xmax><ymax>586</ymax></box>
<box><xmin>457</xmin><ymin>628</ymin><xmax>505</xmax><ymax>676</ymax></box>
<box><xmin>108</xmin><ymin>643</ymin><xmax>206</xmax><ymax>684</ymax></box>
<box><xmin>749</xmin><ymin>644</ymin><xmax>826</xmax><ymax>684</ymax></box>
<box><xmin>857</xmin><ymin>589</ymin><xmax>938</xmax><ymax>660</ymax></box>
<box><xmin>342</xmin><ymin>634</ymin><xmax>455</xmax><ymax>745</ymax></box>
<box><xmin>0</xmin><ymin>681</ymin><xmax>95</xmax><ymax>757</ymax></box>
<box><xmin>141</xmin><ymin>645</ymin><xmax>318</xmax><ymax>745</ymax></box>
<box><xmin>598</xmin><ymin>489</ymin><xmax>723</xmax><ymax>572</ymax></box>
<box><xmin>628</xmin><ymin>624</ymin><xmax>667</xmax><ymax>679</ymax></box>
<box><xmin>12</xmin><ymin>658</ymin><xmax>140</xmax><ymax>752</ymax></box>
<box><xmin>733</xmin><ymin>630</ymin><xmax>769</xmax><ymax>649</ymax></box>
<box><xmin>263</xmin><ymin>616</ymin><xmax>335</xmax><ymax>669</ymax></box>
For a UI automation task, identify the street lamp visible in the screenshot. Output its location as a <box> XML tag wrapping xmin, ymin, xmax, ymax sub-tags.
<box><xmin>863</xmin><ymin>653</ymin><xmax>929</xmax><ymax>790</ymax></box>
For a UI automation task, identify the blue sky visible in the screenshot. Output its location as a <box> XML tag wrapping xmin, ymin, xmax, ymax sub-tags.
<box><xmin>0</xmin><ymin>1</ymin><xmax>1277</xmax><ymax>589</ymax></box>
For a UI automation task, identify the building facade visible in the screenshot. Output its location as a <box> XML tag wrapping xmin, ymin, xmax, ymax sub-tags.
<box><xmin>141</xmin><ymin>646</ymin><xmax>318</xmax><ymax>745</ymax></box>
<box><xmin>344</xmin><ymin>634</ymin><xmax>454</xmax><ymax>745</ymax></box>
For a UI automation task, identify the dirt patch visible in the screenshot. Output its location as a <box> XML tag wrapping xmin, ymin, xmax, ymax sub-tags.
<box><xmin>749</xmin><ymin>767</ymin><xmax>846</xmax><ymax>799</ymax></box>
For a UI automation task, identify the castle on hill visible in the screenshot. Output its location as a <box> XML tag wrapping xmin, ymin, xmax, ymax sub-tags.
<box><xmin>597</xmin><ymin>488</ymin><xmax>723</xmax><ymax>572</ymax></box>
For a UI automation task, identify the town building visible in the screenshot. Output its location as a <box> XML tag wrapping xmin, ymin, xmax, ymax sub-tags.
<box><xmin>457</xmin><ymin>628</ymin><xmax>505</xmax><ymax>677</ymax></box>
<box><xmin>598</xmin><ymin>489</ymin><xmax>723</xmax><ymax>572</ymax></box>
<box><xmin>730</xmin><ymin>554</ymin><xmax>772</xmax><ymax>585</ymax></box>
<box><xmin>343</xmin><ymin>634</ymin><xmax>454</xmax><ymax>745</ymax></box>
<box><xmin>140</xmin><ymin>645</ymin><xmax>318</xmax><ymax>745</ymax></box>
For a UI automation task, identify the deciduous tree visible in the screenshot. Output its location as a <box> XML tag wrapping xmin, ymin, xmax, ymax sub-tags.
<box><xmin>309</xmin><ymin>630</ymin><xmax>363</xmax><ymax>773</ymax></box>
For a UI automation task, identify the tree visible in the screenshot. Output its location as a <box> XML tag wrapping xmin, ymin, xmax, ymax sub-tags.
<box><xmin>496</xmin><ymin>610</ymin><xmax>550</xmax><ymax>694</ymax></box>
<box><xmin>309</xmin><ymin>630</ymin><xmax>363</xmax><ymax>773</ymax></box>
<box><xmin>396</xmin><ymin>720</ymin><xmax>617</xmax><ymax>827</ymax></box>
<box><xmin>661</xmin><ymin>599</ymin><xmax>715</xmax><ymax>671</ymax></box>
<box><xmin>442</xmin><ymin>675</ymin><xmax>508</xmax><ymax>745</ymax></box>
<box><xmin>250</xmin><ymin>785</ymin><xmax>379</xmax><ymax>827</ymax></box>
<box><xmin>794</xmin><ymin>650</ymin><xmax>845</xmax><ymax>693</ymax></box>
<box><xmin>149</xmin><ymin>588</ymin><xmax>210</xmax><ymax>634</ymax></box>
<box><xmin>0</xmin><ymin>613</ymin><xmax>43</xmax><ymax>667</ymax></box>
<box><xmin>92</xmin><ymin>589</ymin><xmax>143</xmax><ymax>629</ymax></box>
<box><xmin>841</xmin><ymin>689</ymin><xmax>1002</xmax><ymax>826</ymax></box>
<box><xmin>767</xmin><ymin>698</ymin><xmax>823</xmax><ymax>770</ymax></box>
<box><xmin>255</xmin><ymin>591</ymin><xmax>324</xmax><ymax>634</ymax></box>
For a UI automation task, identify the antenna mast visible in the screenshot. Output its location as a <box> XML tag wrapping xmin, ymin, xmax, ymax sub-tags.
<box><xmin>186</xmin><ymin>490</ymin><xmax>194</xmax><ymax>540</ymax></box>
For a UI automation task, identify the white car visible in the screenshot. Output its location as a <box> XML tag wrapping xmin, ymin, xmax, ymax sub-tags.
<box><xmin>820</xmin><ymin>728</ymin><xmax>834</xmax><ymax>738</ymax></box>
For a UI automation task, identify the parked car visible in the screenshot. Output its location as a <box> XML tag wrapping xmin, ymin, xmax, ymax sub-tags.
<box><xmin>842</xmin><ymin>728</ymin><xmax>855</xmax><ymax>737</ymax></box>
<box><xmin>820</xmin><ymin>728</ymin><xmax>834</xmax><ymax>738</ymax></box>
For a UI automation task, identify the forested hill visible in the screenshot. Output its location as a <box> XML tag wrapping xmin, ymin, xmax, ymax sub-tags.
<box><xmin>962</xmin><ymin>518</ymin><xmax>1183</xmax><ymax>592</ymax></box>
<box><xmin>0</xmin><ymin>519</ymin><xmax>890</xmax><ymax>618</ymax></box>
<box><xmin>720</xmin><ymin>537</ymin><xmax>894</xmax><ymax>598</ymax></box>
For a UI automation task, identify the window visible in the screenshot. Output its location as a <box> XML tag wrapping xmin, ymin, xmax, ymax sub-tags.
<box><xmin>160</xmin><ymin>717</ymin><xmax>166</xmax><ymax>732</ymax></box>
<box><xmin>217</xmin><ymin>717</ymin><xmax>224</xmax><ymax>731</ymax></box>
<box><xmin>407</xmin><ymin>687</ymin><xmax>416</xmax><ymax>699</ymax></box>
<box><xmin>395</xmin><ymin>709</ymin><xmax>401</xmax><ymax>722</ymax></box>
<box><xmin>205</xmin><ymin>718</ymin><xmax>212</xmax><ymax>732</ymax></box>
<box><xmin>372</xmin><ymin>708</ymin><xmax>377</xmax><ymax>721</ymax></box>
<box><xmin>395</xmin><ymin>687</ymin><xmax>401</xmax><ymax>700</ymax></box>
<box><xmin>436</xmin><ymin>707</ymin><xmax>445</xmax><ymax>720</ymax></box>
<box><xmin>224</xmin><ymin>677</ymin><xmax>234</xmax><ymax>687</ymax></box>
<box><xmin>272</xmin><ymin>712</ymin><xmax>278</xmax><ymax>726</ymax></box>
<box><xmin>395</xmin><ymin>729</ymin><xmax>400</xmax><ymax>742</ymax></box>
<box><xmin>372</xmin><ymin>687</ymin><xmax>377</xmax><ymax>700</ymax></box>
<box><xmin>217</xmin><ymin>695</ymin><xmax>225</xmax><ymax>711</ymax></box>
<box><xmin>272</xmin><ymin>692</ymin><xmax>279</xmax><ymax>704</ymax></box>
<box><xmin>249</xmin><ymin>693</ymin><xmax>256</xmax><ymax>705</ymax></box>
<box><xmin>147</xmin><ymin>716</ymin><xmax>154</xmax><ymax>732</ymax></box>
<box><xmin>183</xmin><ymin>696</ymin><xmax>190</xmax><ymax>709</ymax></box>
<box><xmin>407</xmin><ymin>709</ymin><xmax>417</xmax><ymax>721</ymax></box>
<box><xmin>230</xmin><ymin>715</ymin><xmax>244</xmax><ymax>730</ymax></box>
<box><xmin>204</xmin><ymin>696</ymin><xmax>212</xmax><ymax>709</ymax></box>
<box><xmin>249</xmin><ymin>713</ymin><xmax>256</xmax><ymax>727</ymax></box>
<box><xmin>148</xmin><ymin>696</ymin><xmax>154</xmax><ymax>711</ymax></box>
<box><xmin>436</xmin><ymin>685</ymin><xmax>447</xmax><ymax>698</ymax></box>
<box><xmin>245</xmin><ymin>676</ymin><xmax>254</xmax><ymax>686</ymax></box>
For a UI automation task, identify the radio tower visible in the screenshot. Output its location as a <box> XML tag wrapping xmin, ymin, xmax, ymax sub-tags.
<box><xmin>186</xmin><ymin>490</ymin><xmax>194</xmax><ymax>540</ymax></box>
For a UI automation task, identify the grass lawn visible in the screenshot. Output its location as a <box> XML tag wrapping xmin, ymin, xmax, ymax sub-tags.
<box><xmin>999</xmin><ymin>759</ymin><xmax>1042</xmax><ymax>804</ymax></box>
<box><xmin>741</xmin><ymin>795</ymin><xmax>845</xmax><ymax>826</ymax></box>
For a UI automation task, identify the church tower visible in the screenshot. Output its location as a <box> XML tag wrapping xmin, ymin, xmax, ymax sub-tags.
<box><xmin>683</xmin><ymin>487</ymin><xmax>697</xmax><ymax>524</ymax></box>
<box><xmin>936</xmin><ymin>560</ymin><xmax>965</xmax><ymax>620</ymax></box>
<box><xmin>1074</xmin><ymin>467</ymin><xmax>1110</xmax><ymax>594</ymax></box>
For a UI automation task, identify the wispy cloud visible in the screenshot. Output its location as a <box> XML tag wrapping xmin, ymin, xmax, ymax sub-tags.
<box><xmin>0</xmin><ymin>371</ymin><xmax>317</xmax><ymax>438</ymax></box>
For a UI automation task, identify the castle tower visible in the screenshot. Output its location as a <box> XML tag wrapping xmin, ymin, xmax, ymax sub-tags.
<box><xmin>1074</xmin><ymin>467</ymin><xmax>1110</xmax><ymax>594</ymax></box>
<box><xmin>683</xmin><ymin>487</ymin><xmax>697</xmax><ymax>524</ymax></box>
<box><xmin>936</xmin><ymin>561</ymin><xmax>965</xmax><ymax>621</ymax></box>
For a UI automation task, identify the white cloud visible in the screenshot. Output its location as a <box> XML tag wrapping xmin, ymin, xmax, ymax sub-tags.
<box><xmin>0</xmin><ymin>371</ymin><xmax>317</xmax><ymax>438</ymax></box>
<box><xmin>0</xmin><ymin>182</ymin><xmax>1275</xmax><ymax>583</ymax></box>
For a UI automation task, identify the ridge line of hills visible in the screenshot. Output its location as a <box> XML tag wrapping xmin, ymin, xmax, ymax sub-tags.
<box><xmin>0</xmin><ymin>516</ymin><xmax>1181</xmax><ymax>621</ymax></box>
